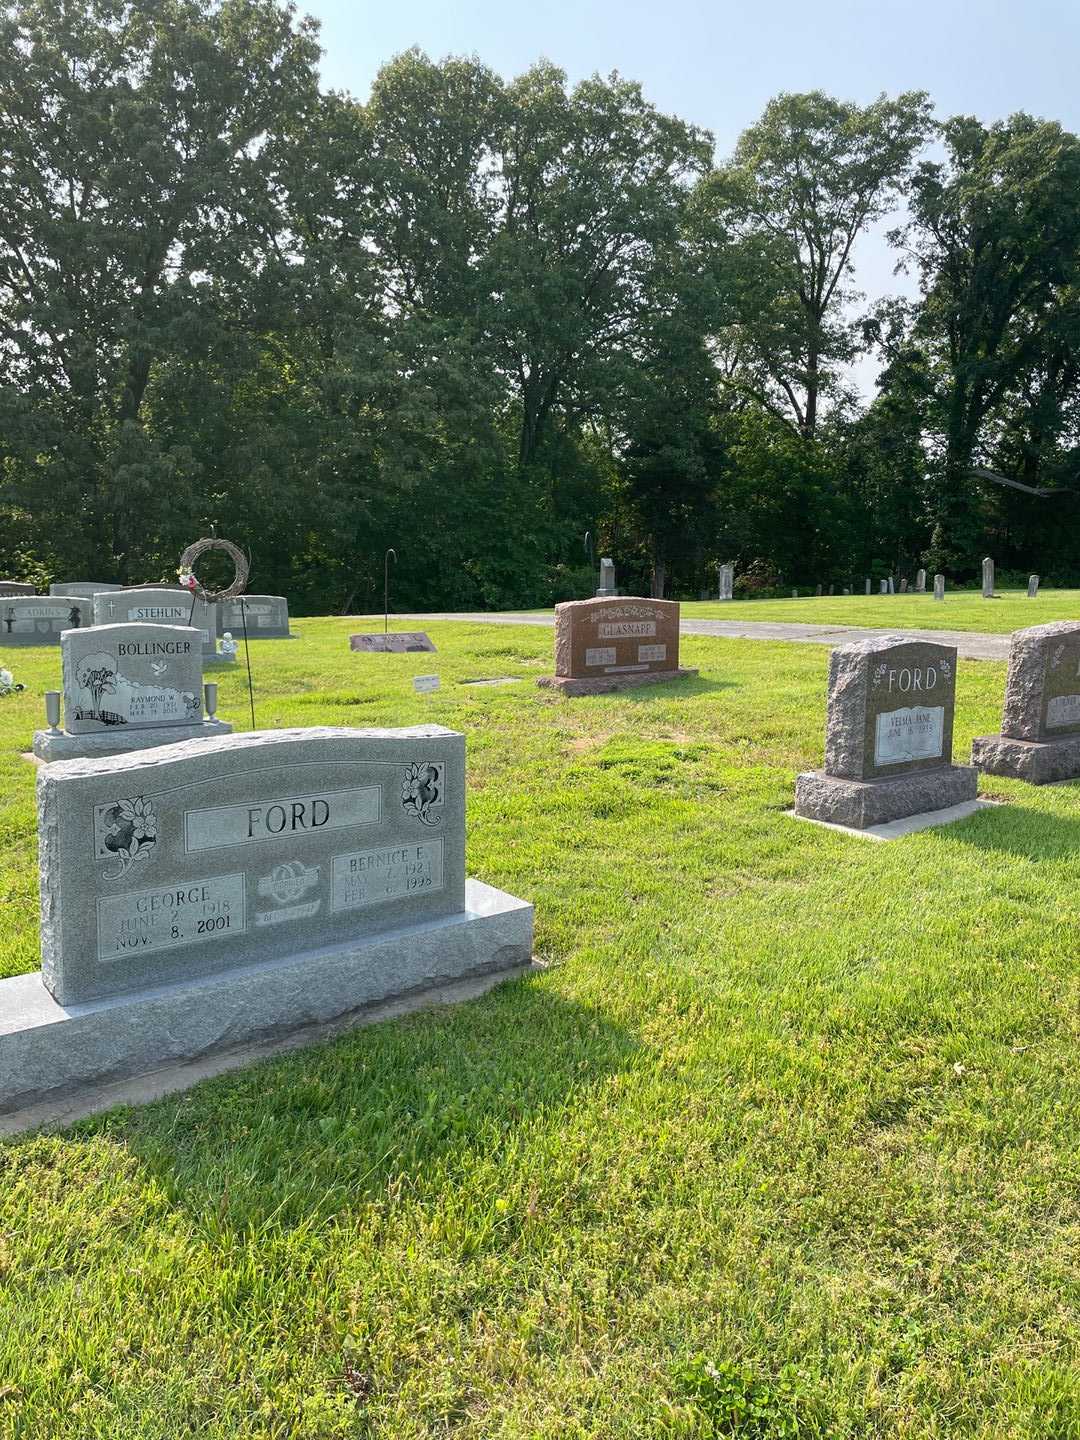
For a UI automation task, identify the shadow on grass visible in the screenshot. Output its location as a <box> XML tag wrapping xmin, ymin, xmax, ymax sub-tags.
<box><xmin>933</xmin><ymin>800</ymin><xmax>1080</xmax><ymax>860</ymax></box>
<box><xmin>112</xmin><ymin>976</ymin><xmax>638</xmax><ymax>1237</ymax></box>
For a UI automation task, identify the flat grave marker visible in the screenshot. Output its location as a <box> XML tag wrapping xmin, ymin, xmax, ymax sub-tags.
<box><xmin>350</xmin><ymin>632</ymin><xmax>437</xmax><ymax>654</ymax></box>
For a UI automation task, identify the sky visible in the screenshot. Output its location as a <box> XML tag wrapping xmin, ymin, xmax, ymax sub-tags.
<box><xmin>301</xmin><ymin>0</ymin><xmax>1080</xmax><ymax>397</ymax></box>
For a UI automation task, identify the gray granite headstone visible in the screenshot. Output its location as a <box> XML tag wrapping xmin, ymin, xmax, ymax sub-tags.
<box><xmin>934</xmin><ymin>574</ymin><xmax>945</xmax><ymax>601</ymax></box>
<box><xmin>816</xmin><ymin>584</ymin><xmax>822</xmax><ymax>596</ymax></box>
<box><xmin>50</xmin><ymin>582</ymin><xmax>123</xmax><ymax>600</ymax></box>
<box><xmin>38</xmin><ymin>726</ymin><xmax>468</xmax><ymax>1005</ymax></box>
<box><xmin>915</xmin><ymin>569</ymin><xmax>926</xmax><ymax>592</ymax></box>
<box><xmin>1028</xmin><ymin>574</ymin><xmax>1039</xmax><ymax>599</ymax></box>
<box><xmin>219</xmin><ymin>595</ymin><xmax>292</xmax><ymax>637</ymax></box>
<box><xmin>973</xmin><ymin>622</ymin><xmax>1080</xmax><ymax>782</ymax></box>
<box><xmin>350</xmin><ymin>632</ymin><xmax>437</xmax><ymax>654</ymax></box>
<box><xmin>792</xmin><ymin>588</ymin><xmax>798</xmax><ymax>599</ymax></box>
<box><xmin>795</xmin><ymin>636</ymin><xmax>977</xmax><ymax>827</ymax></box>
<box><xmin>717</xmin><ymin>563</ymin><xmax>734</xmax><ymax>602</ymax></box>
<box><xmin>0</xmin><ymin>596</ymin><xmax>87</xmax><ymax>644</ymax></box>
<box><xmin>982</xmin><ymin>557</ymin><xmax>994</xmax><ymax>598</ymax></box>
<box><xmin>94</xmin><ymin>587</ymin><xmax>216</xmax><ymax>660</ymax></box>
<box><xmin>879</xmin><ymin>580</ymin><xmax>888</xmax><ymax>595</ymax></box>
<box><xmin>62</xmin><ymin>624</ymin><xmax>204</xmax><ymax>733</ymax></box>
<box><xmin>596</xmin><ymin>558</ymin><xmax>616</xmax><ymax>597</ymax></box>
<box><xmin>900</xmin><ymin>578</ymin><xmax>908</xmax><ymax>593</ymax></box>
<box><xmin>864</xmin><ymin>578</ymin><xmax>871</xmax><ymax>595</ymax></box>
<box><xmin>888</xmin><ymin>577</ymin><xmax>895</xmax><ymax>595</ymax></box>
<box><xmin>0</xmin><ymin>581</ymin><xmax>37</xmax><ymax>597</ymax></box>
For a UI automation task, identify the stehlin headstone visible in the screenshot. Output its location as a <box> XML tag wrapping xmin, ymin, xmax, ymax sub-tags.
<box><xmin>0</xmin><ymin>726</ymin><xmax>533</xmax><ymax>1115</ymax></box>
<box><xmin>538</xmin><ymin>596</ymin><xmax>696</xmax><ymax>695</ymax></box>
<box><xmin>972</xmin><ymin>622</ymin><xmax>1080</xmax><ymax>783</ymax></box>
<box><xmin>794</xmin><ymin>636</ymin><xmax>978</xmax><ymax>828</ymax></box>
<box><xmin>93</xmin><ymin>586</ymin><xmax>227</xmax><ymax>665</ymax></box>
<box><xmin>32</xmin><ymin>623</ymin><xmax>232</xmax><ymax>762</ymax></box>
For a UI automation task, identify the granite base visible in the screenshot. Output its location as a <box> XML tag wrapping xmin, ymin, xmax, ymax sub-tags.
<box><xmin>32</xmin><ymin>718</ymin><xmax>233</xmax><ymax>762</ymax></box>
<box><xmin>204</xmin><ymin>653</ymin><xmax>237</xmax><ymax>669</ymax></box>
<box><xmin>971</xmin><ymin>732</ymin><xmax>1080</xmax><ymax>785</ymax></box>
<box><xmin>0</xmin><ymin>879</ymin><xmax>532</xmax><ymax>1115</ymax></box>
<box><xmin>794</xmin><ymin>764</ymin><xmax>979</xmax><ymax>829</ymax></box>
<box><xmin>537</xmin><ymin>667</ymin><xmax>697</xmax><ymax>696</ymax></box>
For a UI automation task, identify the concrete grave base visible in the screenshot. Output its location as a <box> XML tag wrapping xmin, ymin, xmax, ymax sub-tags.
<box><xmin>794</xmin><ymin>763</ymin><xmax>979</xmax><ymax>829</ymax></box>
<box><xmin>537</xmin><ymin>667</ymin><xmax>697</xmax><ymax>696</ymax></box>
<box><xmin>32</xmin><ymin>718</ymin><xmax>233</xmax><ymax>763</ymax></box>
<box><xmin>204</xmin><ymin>652</ymin><xmax>238</xmax><ymax>669</ymax></box>
<box><xmin>788</xmin><ymin>797</ymin><xmax>999</xmax><ymax>841</ymax></box>
<box><xmin>0</xmin><ymin>878</ymin><xmax>532</xmax><ymax>1118</ymax></box>
<box><xmin>971</xmin><ymin>732</ymin><xmax>1080</xmax><ymax>785</ymax></box>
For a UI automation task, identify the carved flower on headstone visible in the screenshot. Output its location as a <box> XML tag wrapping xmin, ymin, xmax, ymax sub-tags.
<box><xmin>872</xmin><ymin>663</ymin><xmax>888</xmax><ymax>687</ymax></box>
<box><xmin>401</xmin><ymin>762</ymin><xmax>443</xmax><ymax>826</ymax></box>
<box><xmin>1051</xmin><ymin>643</ymin><xmax>1065</xmax><ymax>671</ymax></box>
<box><xmin>100</xmin><ymin>796</ymin><xmax>158</xmax><ymax>878</ymax></box>
<box><xmin>939</xmin><ymin>659</ymin><xmax>952</xmax><ymax>679</ymax></box>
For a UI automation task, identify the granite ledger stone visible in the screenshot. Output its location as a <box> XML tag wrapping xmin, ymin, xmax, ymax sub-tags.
<box><xmin>795</xmin><ymin>636</ymin><xmax>978</xmax><ymax>828</ymax></box>
<box><xmin>538</xmin><ymin>596</ymin><xmax>696</xmax><ymax>695</ymax></box>
<box><xmin>972</xmin><ymin>621</ymin><xmax>1080</xmax><ymax>782</ymax></box>
<box><xmin>7</xmin><ymin>725</ymin><xmax>533</xmax><ymax>1113</ymax></box>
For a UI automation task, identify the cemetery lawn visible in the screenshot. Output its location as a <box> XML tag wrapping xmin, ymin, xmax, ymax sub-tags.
<box><xmin>4</xmin><ymin>617</ymin><xmax>1080</xmax><ymax>1438</ymax></box>
<box><xmin>684</xmin><ymin>586</ymin><xmax>1080</xmax><ymax>634</ymax></box>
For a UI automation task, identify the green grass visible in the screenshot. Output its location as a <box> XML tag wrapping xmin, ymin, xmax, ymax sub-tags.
<box><xmin>683</xmin><ymin>587</ymin><xmax>1080</xmax><ymax>634</ymax></box>
<box><xmin>3</xmin><ymin>618</ymin><xmax>1080</xmax><ymax>1437</ymax></box>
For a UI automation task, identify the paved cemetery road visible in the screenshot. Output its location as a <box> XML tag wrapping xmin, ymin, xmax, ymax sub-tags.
<box><xmin>394</xmin><ymin>613</ymin><xmax>1011</xmax><ymax>661</ymax></box>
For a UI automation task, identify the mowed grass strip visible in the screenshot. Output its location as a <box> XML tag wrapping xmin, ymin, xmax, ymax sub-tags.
<box><xmin>1</xmin><ymin>619</ymin><xmax>1080</xmax><ymax>1437</ymax></box>
<box><xmin>684</xmin><ymin>586</ymin><xmax>1080</xmax><ymax>634</ymax></box>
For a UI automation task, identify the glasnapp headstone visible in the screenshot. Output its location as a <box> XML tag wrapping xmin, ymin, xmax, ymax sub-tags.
<box><xmin>972</xmin><ymin>622</ymin><xmax>1080</xmax><ymax>783</ymax></box>
<box><xmin>538</xmin><ymin>596</ymin><xmax>696</xmax><ymax>695</ymax></box>
<box><xmin>794</xmin><ymin>636</ymin><xmax>978</xmax><ymax>828</ymax></box>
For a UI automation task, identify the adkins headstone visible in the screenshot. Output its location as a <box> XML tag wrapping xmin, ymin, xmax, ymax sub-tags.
<box><xmin>94</xmin><ymin>587</ymin><xmax>220</xmax><ymax>663</ymax></box>
<box><xmin>794</xmin><ymin>636</ymin><xmax>978</xmax><ymax>828</ymax></box>
<box><xmin>0</xmin><ymin>597</ymin><xmax>87</xmax><ymax>645</ymax></box>
<box><xmin>220</xmin><ymin>595</ymin><xmax>292</xmax><ymax>638</ymax></box>
<box><xmin>32</xmin><ymin>623</ymin><xmax>232</xmax><ymax>762</ymax></box>
<box><xmin>972</xmin><ymin>622</ymin><xmax>1080</xmax><ymax>783</ymax></box>
<box><xmin>538</xmin><ymin>597</ymin><xmax>696</xmax><ymax>695</ymax></box>
<box><xmin>0</xmin><ymin>727</ymin><xmax>533</xmax><ymax>1114</ymax></box>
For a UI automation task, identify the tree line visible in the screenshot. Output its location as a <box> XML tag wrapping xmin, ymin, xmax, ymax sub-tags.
<box><xmin>2</xmin><ymin>0</ymin><xmax>1079</xmax><ymax>611</ymax></box>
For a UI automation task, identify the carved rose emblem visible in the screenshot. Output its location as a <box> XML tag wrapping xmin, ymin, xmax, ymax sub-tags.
<box><xmin>401</xmin><ymin>763</ymin><xmax>443</xmax><ymax>826</ymax></box>
<box><xmin>100</xmin><ymin>796</ymin><xmax>158</xmax><ymax>878</ymax></box>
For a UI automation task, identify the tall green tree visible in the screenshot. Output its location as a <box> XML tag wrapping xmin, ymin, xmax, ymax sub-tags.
<box><xmin>0</xmin><ymin>0</ymin><xmax>321</xmax><ymax>579</ymax></box>
<box><xmin>703</xmin><ymin>90</ymin><xmax>931</xmax><ymax>437</ymax></box>
<box><xmin>893</xmin><ymin>113</ymin><xmax>1080</xmax><ymax>555</ymax></box>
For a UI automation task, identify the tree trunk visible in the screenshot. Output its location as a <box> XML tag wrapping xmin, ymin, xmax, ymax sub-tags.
<box><xmin>650</xmin><ymin>552</ymin><xmax>666</xmax><ymax>599</ymax></box>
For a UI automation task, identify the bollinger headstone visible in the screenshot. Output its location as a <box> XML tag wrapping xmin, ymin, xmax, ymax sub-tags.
<box><xmin>1</xmin><ymin>726</ymin><xmax>533</xmax><ymax>1113</ymax></box>
<box><xmin>1028</xmin><ymin>575</ymin><xmax>1039</xmax><ymax>599</ymax></box>
<box><xmin>982</xmin><ymin>557</ymin><xmax>994</xmax><ymax>598</ymax></box>
<box><xmin>50</xmin><ymin>582</ymin><xmax>123</xmax><ymax>601</ymax></box>
<box><xmin>93</xmin><ymin>587</ymin><xmax>220</xmax><ymax>664</ymax></box>
<box><xmin>0</xmin><ymin>596</ymin><xmax>86</xmax><ymax>645</ymax></box>
<box><xmin>934</xmin><ymin>574</ymin><xmax>945</xmax><ymax>601</ymax></box>
<box><xmin>916</xmin><ymin>569</ymin><xmax>927</xmax><ymax>593</ymax></box>
<box><xmin>219</xmin><ymin>595</ymin><xmax>292</xmax><ymax>638</ymax></box>
<box><xmin>972</xmin><ymin>622</ymin><xmax>1080</xmax><ymax>783</ymax></box>
<box><xmin>0</xmin><ymin>581</ymin><xmax>37</xmax><ymax>597</ymax></box>
<box><xmin>350</xmin><ymin>632</ymin><xmax>436</xmax><ymax>654</ymax></box>
<box><xmin>794</xmin><ymin>636</ymin><xmax>978</xmax><ymax>828</ymax></box>
<box><xmin>538</xmin><ymin>597</ymin><xmax>695</xmax><ymax>695</ymax></box>
<box><xmin>717</xmin><ymin>563</ymin><xmax>734</xmax><ymax>602</ymax></box>
<box><xmin>596</xmin><ymin>558</ymin><xmax>617</xmax><ymax>598</ymax></box>
<box><xmin>32</xmin><ymin>624</ymin><xmax>232</xmax><ymax>762</ymax></box>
